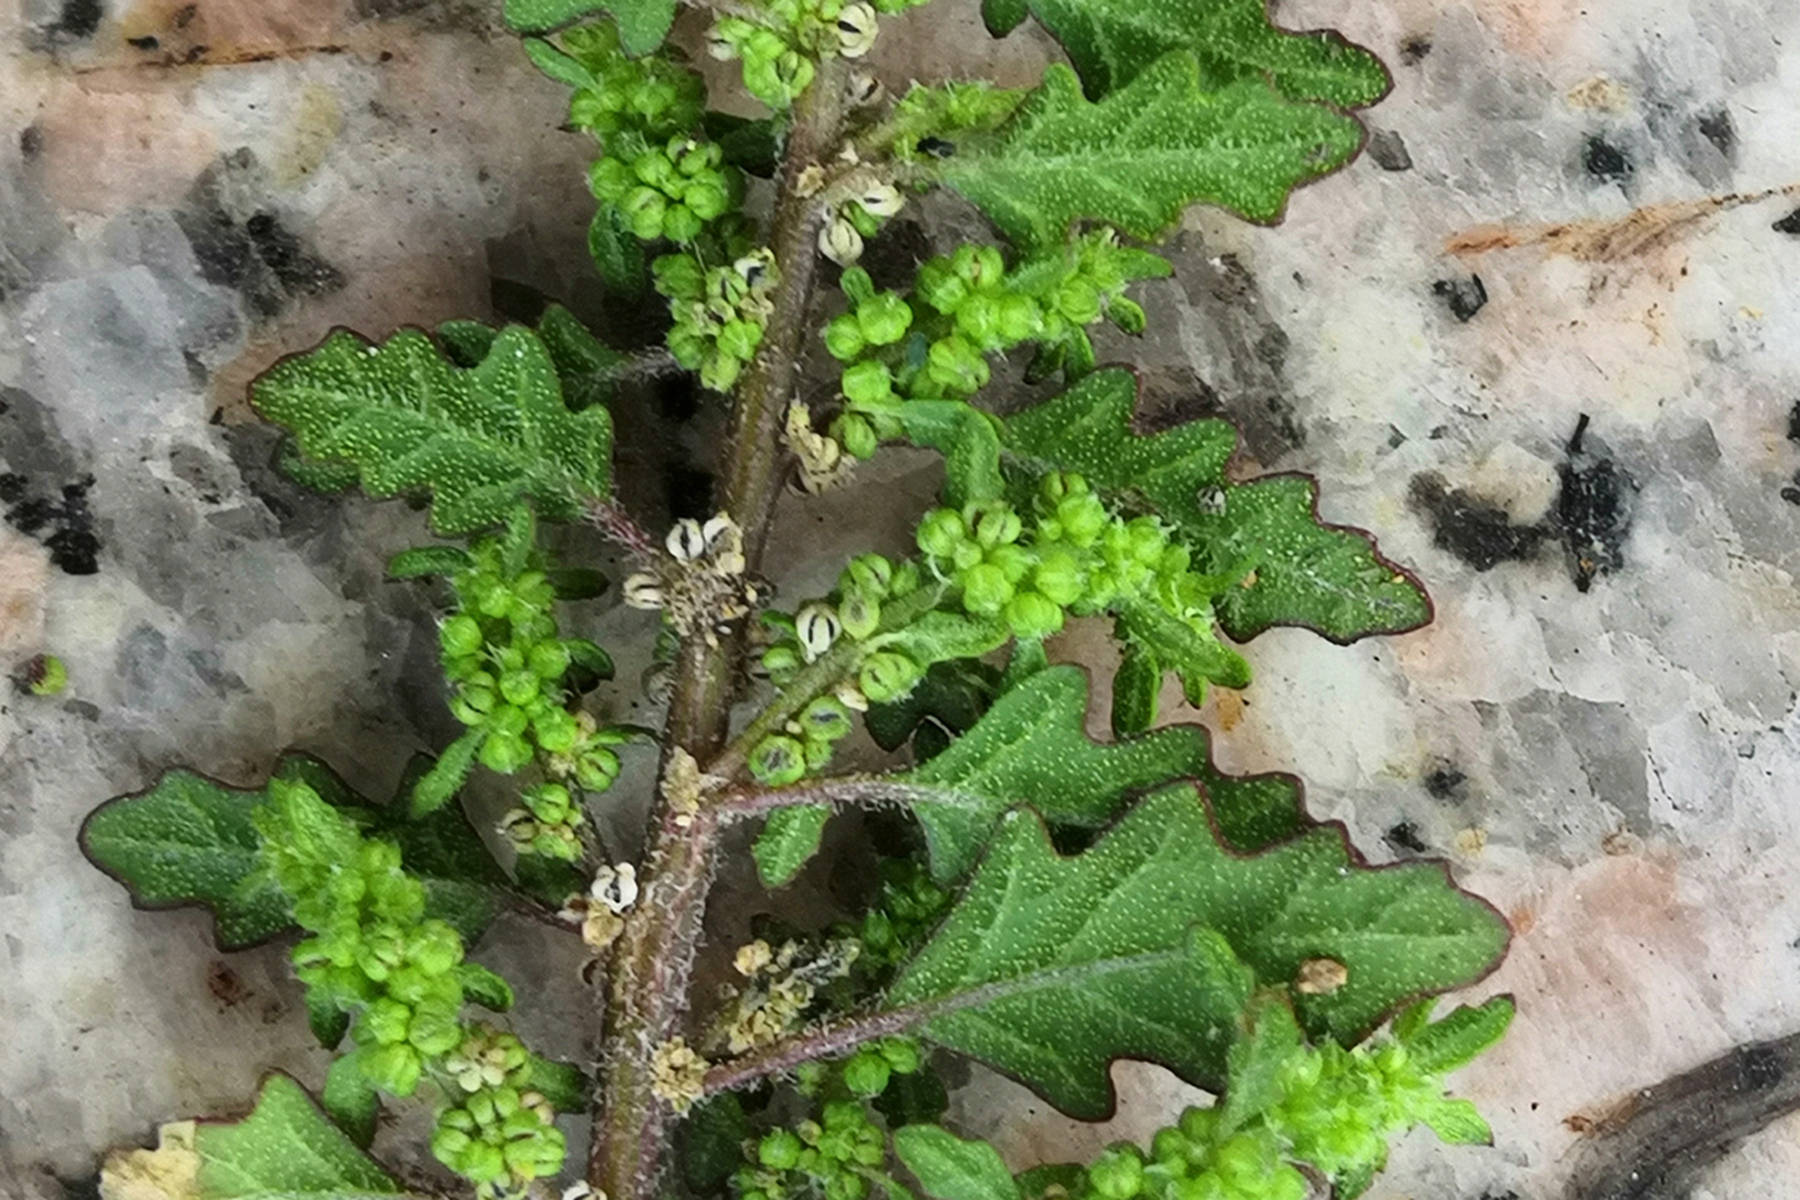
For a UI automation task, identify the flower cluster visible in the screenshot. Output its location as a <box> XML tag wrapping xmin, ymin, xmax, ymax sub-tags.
<box><xmin>707</xmin><ymin>0</ymin><xmax>925</xmax><ymax>109</ymax></box>
<box><xmin>431</xmin><ymin>1036</ymin><xmax>566</xmax><ymax>1199</ymax></box>
<box><xmin>749</xmin><ymin>554</ymin><xmax>932</xmax><ymax>785</ymax></box>
<box><xmin>709</xmin><ymin>936</ymin><xmax>861</xmax><ymax>1055</ymax></box>
<box><xmin>590</xmin><ymin>134</ymin><xmax>743</xmax><ymax>244</ymax></box>
<box><xmin>825</xmin><ymin>233</ymin><xmax>1168</xmax><ymax>463</ymax></box>
<box><xmin>657</xmin><ymin>250</ymin><xmax>780</xmax><ymax>392</ymax></box>
<box><xmin>256</xmin><ymin>780</ymin><xmax>467</xmax><ymax>1098</ymax></box>
<box><xmin>438</xmin><ymin>536</ymin><xmax>619</xmax><ymax>790</ymax></box>
<box><xmin>917</xmin><ymin>473</ymin><xmax>1212</xmax><ymax>642</ymax></box>
<box><xmin>562</xmin><ymin>22</ymin><xmax>705</xmax><ymax>144</ymax></box>
<box><xmin>731</xmin><ymin>1044</ymin><xmax>924</xmax><ymax>1200</ymax></box>
<box><xmin>835</xmin><ymin>857</ymin><xmax>951</xmax><ymax>979</ymax></box>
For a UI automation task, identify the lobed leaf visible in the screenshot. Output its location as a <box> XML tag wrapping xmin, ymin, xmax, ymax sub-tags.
<box><xmin>893</xmin><ymin>1125</ymin><xmax>1021</xmax><ymax>1200</ymax></box>
<box><xmin>885</xmin><ymin>785</ymin><xmax>1509</xmax><ymax>1117</ymax></box>
<box><xmin>200</xmin><ymin>1074</ymin><xmax>403</xmax><ymax>1199</ymax></box>
<box><xmin>1194</xmin><ymin>474</ymin><xmax>1431</xmax><ymax>643</ymax></box>
<box><xmin>981</xmin><ymin>0</ymin><xmax>1389</xmax><ymax>106</ymax></box>
<box><xmin>1004</xmin><ymin>369</ymin><xmax>1428</xmax><ymax>644</ymax></box>
<box><xmin>755</xmin><ymin>666</ymin><xmax>1303</xmax><ymax>887</ymax></box>
<box><xmin>935</xmin><ymin>54</ymin><xmax>1368</xmax><ymax>246</ymax></box>
<box><xmin>504</xmin><ymin>0</ymin><xmax>677</xmax><ymax>54</ymax></box>
<box><xmin>81</xmin><ymin>752</ymin><xmax>510</xmax><ymax>950</ymax></box>
<box><xmin>252</xmin><ymin>325</ymin><xmax>613</xmax><ymax>535</ymax></box>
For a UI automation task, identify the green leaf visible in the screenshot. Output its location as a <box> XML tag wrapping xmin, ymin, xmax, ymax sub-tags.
<box><xmin>936</xmin><ymin>54</ymin><xmax>1367</xmax><ymax>246</ymax></box>
<box><xmin>1197</xmin><ymin>474</ymin><xmax>1432</xmax><ymax>643</ymax></box>
<box><xmin>321</xmin><ymin>1056</ymin><xmax>380</xmax><ymax>1148</ymax></box>
<box><xmin>1003</xmin><ymin>369</ymin><xmax>1234</xmax><ymax>525</ymax></box>
<box><xmin>893</xmin><ymin>1126</ymin><xmax>1021</xmax><ymax>1200</ymax></box>
<box><xmin>1004</xmin><ymin>370</ymin><xmax>1428</xmax><ymax>644</ymax></box>
<box><xmin>537</xmin><ymin>304</ymin><xmax>627</xmax><ymax>412</ymax></box>
<box><xmin>436</xmin><ymin>319</ymin><xmax>497</xmax><ymax>368</ymax></box>
<box><xmin>681</xmin><ymin>1094</ymin><xmax>751</xmax><ymax>1192</ymax></box>
<box><xmin>754</xmin><ymin>806</ymin><xmax>833</xmax><ymax>889</ymax></box>
<box><xmin>252</xmin><ymin>325</ymin><xmax>613</xmax><ymax>535</ymax></box>
<box><xmin>504</xmin><ymin>0</ymin><xmax>677</xmax><ymax>54</ymax></box>
<box><xmin>458</xmin><ymin>963</ymin><xmax>516</xmax><ymax>1012</ymax></box>
<box><xmin>1420</xmin><ymin>1097</ymin><xmax>1493</xmax><ymax>1146</ymax></box>
<box><xmin>757</xmin><ymin>667</ymin><xmax>1302</xmax><ymax>887</ymax></box>
<box><xmin>1401</xmin><ymin>995</ymin><xmax>1515</xmax><ymax>1075</ymax></box>
<box><xmin>885</xmin><ymin>785</ymin><xmax>1509</xmax><ymax>1117</ymax></box>
<box><xmin>866</xmin><ymin>661</ymin><xmax>1001</xmax><ymax>754</ymax></box>
<box><xmin>877</xmin><ymin>611</ymin><xmax>1013</xmax><ymax>667</ymax></box>
<box><xmin>525</xmin><ymin>1053</ymin><xmax>591</xmax><ymax>1112</ymax></box>
<box><xmin>306</xmin><ymin>989</ymin><xmax>351</xmax><ymax>1052</ymax></box>
<box><xmin>1113</xmin><ymin>600</ymin><xmax>1250</xmax><ymax>701</ymax></box>
<box><xmin>589</xmin><ymin>206</ymin><xmax>651</xmax><ymax>295</ymax></box>
<box><xmin>1219</xmin><ymin>992</ymin><xmax>1303</xmax><ymax>1136</ymax></box>
<box><xmin>1110</xmin><ymin>647</ymin><xmax>1160</xmax><ymax>737</ymax></box>
<box><xmin>874</xmin><ymin>1067</ymin><xmax>952</xmax><ymax>1127</ymax></box>
<box><xmin>899</xmin><ymin>400</ymin><xmax>1006</xmax><ymax>507</ymax></box>
<box><xmin>408</xmin><ymin>728</ymin><xmax>481</xmax><ymax>817</ymax></box>
<box><xmin>196</xmin><ymin>1074</ymin><xmax>404</xmax><ymax>1198</ymax></box>
<box><xmin>80</xmin><ymin>763</ymin><xmax>310</xmax><ymax>950</ymax></box>
<box><xmin>386</xmin><ymin>545</ymin><xmax>474</xmax><ymax>580</ymax></box>
<box><xmin>900</xmin><ymin>665</ymin><xmax>1214</xmax><ymax>882</ymax></box>
<box><xmin>981</xmin><ymin>0</ymin><xmax>1030</xmax><ymax>36</ymax></box>
<box><xmin>82</xmin><ymin>753</ymin><xmax>510</xmax><ymax>951</ymax></box>
<box><xmin>524</xmin><ymin>36</ymin><xmax>597</xmax><ymax>88</ymax></box>
<box><xmin>989</xmin><ymin>0</ymin><xmax>1389</xmax><ymax>105</ymax></box>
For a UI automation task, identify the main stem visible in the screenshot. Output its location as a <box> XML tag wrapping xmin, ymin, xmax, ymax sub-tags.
<box><xmin>589</xmin><ymin>58</ymin><xmax>852</xmax><ymax>1200</ymax></box>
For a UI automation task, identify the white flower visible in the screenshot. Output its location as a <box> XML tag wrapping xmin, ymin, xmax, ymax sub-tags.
<box><xmin>819</xmin><ymin>216</ymin><xmax>864</xmax><ymax>266</ymax></box>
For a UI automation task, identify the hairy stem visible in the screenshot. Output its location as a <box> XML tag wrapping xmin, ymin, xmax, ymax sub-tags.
<box><xmin>588</xmin><ymin>57</ymin><xmax>853</xmax><ymax>1200</ymax></box>
<box><xmin>711</xmin><ymin>775</ymin><xmax>970</xmax><ymax>822</ymax></box>
<box><xmin>703</xmin><ymin>1007</ymin><xmax>927</xmax><ymax>1095</ymax></box>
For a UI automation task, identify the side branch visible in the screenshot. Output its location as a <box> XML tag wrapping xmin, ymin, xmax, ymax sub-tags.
<box><xmin>711</xmin><ymin>776</ymin><xmax>968</xmax><ymax>822</ymax></box>
<box><xmin>702</xmin><ymin>1007</ymin><xmax>926</xmax><ymax>1095</ymax></box>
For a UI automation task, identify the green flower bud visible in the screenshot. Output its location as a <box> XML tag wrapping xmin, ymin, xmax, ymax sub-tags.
<box><xmin>841</xmin><ymin>359</ymin><xmax>894</xmax><ymax>408</ymax></box>
<box><xmin>524</xmin><ymin>782</ymin><xmax>573</xmax><ymax>824</ymax></box>
<box><xmin>717</xmin><ymin>319</ymin><xmax>764</xmax><ymax>362</ymax></box>
<box><xmin>877</xmin><ymin>1037</ymin><xmax>922</xmax><ymax>1074</ymax></box>
<box><xmin>960</xmin><ymin>562</ymin><xmax>1013</xmax><ymax>615</ymax></box>
<box><xmin>461</xmin><ymin>1141</ymin><xmax>507</xmax><ymax>1186</ymax></box>
<box><xmin>801</xmin><ymin>696</ymin><xmax>855</xmax><ymax>743</ymax></box>
<box><xmin>761</xmin><ymin>644</ymin><xmax>801</xmax><ymax>676</ymax></box>
<box><xmin>663</xmin><ymin>202</ymin><xmax>705</xmax><ymax>243</ymax></box>
<box><xmin>888</xmin><ymin>561</ymin><xmax>921</xmax><ymax>596</ymax></box>
<box><xmin>958</xmin><ymin>245</ymin><xmax>1006</xmax><ymax>289</ymax></box>
<box><xmin>837</xmin><ymin>587</ymin><xmax>881</xmax><ymax>639</ymax></box>
<box><xmin>576</xmin><ymin>746</ymin><xmax>622</xmax><ymax>791</ymax></box>
<box><xmin>701</xmin><ymin>351</ymin><xmax>745</xmax><ymax>393</ymax></box>
<box><xmin>856</xmin><ymin>292</ymin><xmax>913</xmax><ymax>345</ymax></box>
<box><xmin>832</xmin><ymin>412</ymin><xmax>879</xmax><ymax>461</ymax></box>
<box><xmin>1056</xmin><ymin>277</ymin><xmax>1104</xmax><ymax>325</ymax></box>
<box><xmin>1057</xmin><ymin>493</ymin><xmax>1109</xmax><ymax>547</ymax></box>
<box><xmin>859</xmin><ymin>651</ymin><xmax>922</xmax><ymax>703</ymax></box>
<box><xmin>954</xmin><ymin>293</ymin><xmax>1003</xmax><ymax>348</ymax></box>
<box><xmin>998</xmin><ymin>293</ymin><xmax>1045</xmax><ymax>343</ymax></box>
<box><xmin>843</xmin><ymin>1049</ymin><xmax>891</xmax><ymax>1096</ymax></box>
<box><xmin>499</xmin><ymin>670</ymin><xmax>540</xmax><ymax>707</ymax></box>
<box><xmin>824</xmin><ymin>313</ymin><xmax>867</xmax><ymax>361</ymax></box>
<box><xmin>489</xmin><ymin>704</ymin><xmax>530</xmax><ymax>737</ymax></box>
<box><xmin>1150</xmin><ymin>1127</ymin><xmax>1189</xmax><ymax>1166</ymax></box>
<box><xmin>916</xmin><ymin>508</ymin><xmax>966</xmax><ymax>560</ymax></box>
<box><xmin>364</xmin><ymin>997</ymin><xmax>412</xmax><ymax>1044</ymax></box>
<box><xmin>623</xmin><ymin>187</ymin><xmax>667</xmax><ymax>239</ymax></box>
<box><xmin>479</xmin><ymin>731</ymin><xmax>533</xmax><ymax>774</ymax></box>
<box><xmin>533</xmin><ymin>707</ymin><xmax>579</xmax><ymax>754</ymax></box>
<box><xmin>1032</xmin><ymin>548</ymin><xmax>1085</xmax><ymax>606</ymax></box>
<box><xmin>440</xmin><ymin>615</ymin><xmax>484</xmax><ymax>658</ymax></box>
<box><xmin>926</xmin><ymin>335</ymin><xmax>989</xmax><ymax>394</ymax></box>
<box><xmin>407</xmin><ymin>920</ymin><xmax>463</xmax><ymax>976</ymax></box>
<box><xmin>1005</xmin><ymin>591</ymin><xmax>1064</xmax><ymax>639</ymax></box>
<box><xmin>844</xmin><ymin>553</ymin><xmax>894</xmax><ymax>597</ymax></box>
<box><xmin>475</xmin><ymin>580</ymin><xmax>513</xmax><ymax>618</ymax></box>
<box><xmin>966</xmin><ymin>501</ymin><xmax>1022</xmax><ymax>548</ymax></box>
<box><xmin>1089</xmin><ymin>1146</ymin><xmax>1145</xmax><ymax>1200</ymax></box>
<box><xmin>407</xmin><ymin>1006</ymin><xmax>462</xmax><ymax>1056</ymax></box>
<box><xmin>654</xmin><ymin>253</ymin><xmax>706</xmax><ymax>299</ymax></box>
<box><xmin>760</xmin><ymin>1129</ymin><xmax>804</xmax><ymax>1170</ymax></box>
<box><xmin>587</xmin><ymin>157</ymin><xmax>634</xmax><ymax>201</ymax></box>
<box><xmin>916</xmin><ymin>258</ymin><xmax>969</xmax><ymax>314</ymax></box>
<box><xmin>749</xmin><ymin>735</ymin><xmax>807</xmax><ymax>786</ymax></box>
<box><xmin>1177</xmin><ymin>1105</ymin><xmax>1219</xmax><ymax>1146</ymax></box>
<box><xmin>361</xmin><ymin>1043</ymin><xmax>423</xmax><ymax>1096</ymax></box>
